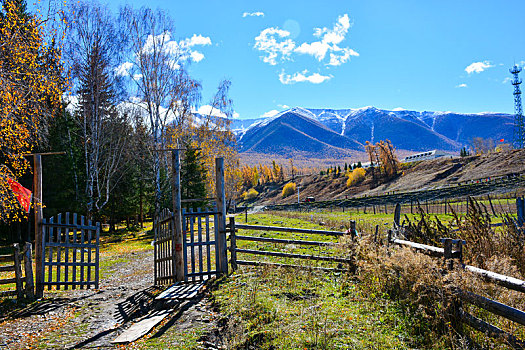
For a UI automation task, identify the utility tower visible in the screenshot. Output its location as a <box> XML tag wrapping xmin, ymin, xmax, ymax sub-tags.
<box><xmin>510</xmin><ymin>65</ymin><xmax>524</xmax><ymax>148</ymax></box>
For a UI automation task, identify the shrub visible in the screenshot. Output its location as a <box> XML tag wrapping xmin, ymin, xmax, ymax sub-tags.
<box><xmin>346</xmin><ymin>168</ymin><xmax>366</xmax><ymax>187</ymax></box>
<box><xmin>244</xmin><ymin>188</ymin><xmax>259</xmax><ymax>200</ymax></box>
<box><xmin>281</xmin><ymin>182</ymin><xmax>296</xmax><ymax>198</ymax></box>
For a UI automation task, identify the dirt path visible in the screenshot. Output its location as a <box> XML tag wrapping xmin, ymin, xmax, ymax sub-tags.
<box><xmin>0</xmin><ymin>247</ymin><xmax>224</xmax><ymax>349</ymax></box>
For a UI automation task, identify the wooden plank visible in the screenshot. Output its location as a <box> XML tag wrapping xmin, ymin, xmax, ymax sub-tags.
<box><xmin>185</xmin><ymin>271</ymin><xmax>217</xmax><ymax>278</ymax></box>
<box><xmin>72</xmin><ymin>213</ymin><xmax>77</xmax><ymax>290</ymax></box>
<box><xmin>235</xmin><ymin>224</ymin><xmax>344</xmax><ymax>236</ymax></box>
<box><xmin>197</xmin><ymin>209</ymin><xmax>203</xmax><ymax>281</ymax></box>
<box><xmin>183</xmin><ymin>241</ymin><xmax>216</xmax><ymax>247</ymax></box>
<box><xmin>189</xmin><ymin>209</ymin><xmax>195</xmax><ymax>283</ymax></box>
<box><xmin>48</xmin><ymin>217</ymin><xmax>54</xmax><ymax>290</ymax></box>
<box><xmin>230</xmin><ymin>217</ymin><xmax>237</xmax><ymax>271</ymax></box>
<box><xmin>460</xmin><ymin>290</ymin><xmax>525</xmax><ymax>326</ymax></box>
<box><xmin>205</xmin><ymin>214</ymin><xmax>211</xmax><ymax>276</ymax></box>
<box><xmin>63</xmin><ymin>214</ymin><xmax>70</xmax><ymax>290</ymax></box>
<box><xmin>87</xmin><ymin>218</ymin><xmax>92</xmax><ymax>288</ymax></box>
<box><xmin>23</xmin><ymin>242</ymin><xmax>34</xmax><ymax>299</ymax></box>
<box><xmin>111</xmin><ymin>309</ymin><xmax>171</xmax><ymax>344</ymax></box>
<box><xmin>155</xmin><ymin>282</ymin><xmax>205</xmax><ymax>300</ymax></box>
<box><xmin>183</xmin><ymin>214</ymin><xmax>188</xmax><ymax>282</ymax></box>
<box><xmin>0</xmin><ymin>265</ymin><xmax>15</xmax><ymax>272</ymax></box>
<box><xmin>41</xmin><ymin>223</ymin><xmax>98</xmax><ymax>230</ymax></box>
<box><xmin>34</xmin><ymin>154</ymin><xmax>43</xmax><ymax>298</ymax></box>
<box><xmin>235</xmin><ymin>235</ymin><xmax>335</xmax><ymax>246</ymax></box>
<box><xmin>392</xmin><ymin>239</ymin><xmax>444</xmax><ymax>256</ymax></box>
<box><xmin>13</xmin><ymin>244</ymin><xmax>23</xmax><ymax>298</ymax></box>
<box><xmin>215</xmin><ymin>157</ymin><xmax>228</xmax><ymax>275</ymax></box>
<box><xmin>0</xmin><ymin>254</ymin><xmax>13</xmax><ymax>263</ymax></box>
<box><xmin>172</xmin><ymin>150</ymin><xmax>184</xmax><ymax>283</ymax></box>
<box><xmin>465</xmin><ymin>265</ymin><xmax>525</xmax><ymax>294</ymax></box>
<box><xmin>0</xmin><ymin>278</ymin><xmax>18</xmax><ymax>285</ymax></box>
<box><xmin>235</xmin><ymin>248</ymin><xmax>352</xmax><ymax>263</ymax></box>
<box><xmin>183</xmin><ymin>211</ymin><xmax>219</xmax><ymax>216</ymax></box>
<box><xmin>461</xmin><ymin>310</ymin><xmax>525</xmax><ymax>349</ymax></box>
<box><xmin>57</xmin><ymin>214</ymin><xmax>62</xmax><ymax>289</ymax></box>
<box><xmin>237</xmin><ymin>260</ymin><xmax>344</xmax><ymax>272</ymax></box>
<box><xmin>80</xmin><ymin>215</ymin><xmax>85</xmax><ymax>289</ymax></box>
<box><xmin>95</xmin><ymin>222</ymin><xmax>100</xmax><ymax>289</ymax></box>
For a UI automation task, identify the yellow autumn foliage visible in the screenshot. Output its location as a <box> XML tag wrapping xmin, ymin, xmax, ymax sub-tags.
<box><xmin>0</xmin><ymin>1</ymin><xmax>66</xmax><ymax>222</ymax></box>
<box><xmin>243</xmin><ymin>188</ymin><xmax>259</xmax><ymax>200</ymax></box>
<box><xmin>346</xmin><ymin>168</ymin><xmax>366</xmax><ymax>187</ymax></box>
<box><xmin>282</xmin><ymin>182</ymin><xmax>296</xmax><ymax>198</ymax></box>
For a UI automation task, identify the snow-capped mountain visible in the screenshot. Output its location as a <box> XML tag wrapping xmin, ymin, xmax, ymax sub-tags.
<box><xmin>236</xmin><ymin>107</ymin><xmax>514</xmax><ymax>156</ymax></box>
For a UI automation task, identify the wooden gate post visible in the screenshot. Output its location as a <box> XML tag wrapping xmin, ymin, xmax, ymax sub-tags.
<box><xmin>516</xmin><ymin>197</ymin><xmax>524</xmax><ymax>227</ymax></box>
<box><xmin>172</xmin><ymin>150</ymin><xmax>184</xmax><ymax>282</ymax></box>
<box><xmin>33</xmin><ymin>154</ymin><xmax>43</xmax><ymax>298</ymax></box>
<box><xmin>215</xmin><ymin>158</ymin><xmax>228</xmax><ymax>275</ymax></box>
<box><xmin>24</xmin><ymin>242</ymin><xmax>34</xmax><ymax>299</ymax></box>
<box><xmin>229</xmin><ymin>217</ymin><xmax>237</xmax><ymax>271</ymax></box>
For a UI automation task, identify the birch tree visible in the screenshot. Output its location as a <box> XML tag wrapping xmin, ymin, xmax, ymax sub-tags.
<box><xmin>121</xmin><ymin>6</ymin><xmax>201</xmax><ymax>216</ymax></box>
<box><xmin>64</xmin><ymin>1</ymin><xmax>127</xmax><ymax>217</ymax></box>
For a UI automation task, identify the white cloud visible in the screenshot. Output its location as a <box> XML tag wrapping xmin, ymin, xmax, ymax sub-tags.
<box><xmin>279</xmin><ymin>70</ymin><xmax>332</xmax><ymax>84</ymax></box>
<box><xmin>465</xmin><ymin>61</ymin><xmax>493</xmax><ymax>74</ymax></box>
<box><xmin>184</xmin><ymin>34</ymin><xmax>212</xmax><ymax>47</ymax></box>
<box><xmin>278</xmin><ymin>104</ymin><xmax>290</xmax><ymax>109</ymax></box>
<box><xmin>115</xmin><ymin>62</ymin><xmax>133</xmax><ymax>77</ymax></box>
<box><xmin>190</xmin><ymin>51</ymin><xmax>205</xmax><ymax>63</ymax></box>
<box><xmin>140</xmin><ymin>31</ymin><xmax>211</xmax><ymax>66</ymax></box>
<box><xmin>254</xmin><ymin>27</ymin><xmax>296</xmax><ymax>65</ymax></box>
<box><xmin>194</xmin><ymin>105</ymin><xmax>230</xmax><ymax>119</ymax></box>
<box><xmin>254</xmin><ymin>14</ymin><xmax>358</xmax><ymax>68</ymax></box>
<box><xmin>261</xmin><ymin>109</ymin><xmax>279</xmax><ymax>118</ymax></box>
<box><xmin>243</xmin><ymin>11</ymin><xmax>264</xmax><ymax>18</ymax></box>
<box><xmin>455</xmin><ymin>83</ymin><xmax>468</xmax><ymax>88</ymax></box>
<box><xmin>502</xmin><ymin>77</ymin><xmax>512</xmax><ymax>84</ymax></box>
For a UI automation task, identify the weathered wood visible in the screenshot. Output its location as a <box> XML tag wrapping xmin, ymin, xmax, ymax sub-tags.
<box><xmin>155</xmin><ymin>281</ymin><xmax>205</xmax><ymax>300</ymax></box>
<box><xmin>392</xmin><ymin>238</ymin><xmax>445</xmax><ymax>256</ymax></box>
<box><xmin>111</xmin><ymin>309</ymin><xmax>171</xmax><ymax>344</ymax></box>
<box><xmin>235</xmin><ymin>224</ymin><xmax>344</xmax><ymax>236</ymax></box>
<box><xmin>0</xmin><ymin>278</ymin><xmax>18</xmax><ymax>285</ymax></box>
<box><xmin>465</xmin><ymin>265</ymin><xmax>525</xmax><ymax>294</ymax></box>
<box><xmin>23</xmin><ymin>242</ymin><xmax>34</xmax><ymax>299</ymax></box>
<box><xmin>460</xmin><ymin>290</ymin><xmax>525</xmax><ymax>327</ymax></box>
<box><xmin>461</xmin><ymin>310</ymin><xmax>525</xmax><ymax>349</ymax></box>
<box><xmin>235</xmin><ymin>235</ymin><xmax>335</xmax><ymax>246</ymax></box>
<box><xmin>229</xmin><ymin>217</ymin><xmax>237</xmax><ymax>271</ymax></box>
<box><xmin>235</xmin><ymin>248</ymin><xmax>352</xmax><ymax>263</ymax></box>
<box><xmin>237</xmin><ymin>260</ymin><xmax>345</xmax><ymax>272</ymax></box>
<box><xmin>13</xmin><ymin>244</ymin><xmax>23</xmax><ymax>299</ymax></box>
<box><xmin>34</xmin><ymin>154</ymin><xmax>43</xmax><ymax>298</ymax></box>
<box><xmin>215</xmin><ymin>157</ymin><xmax>228</xmax><ymax>275</ymax></box>
<box><xmin>0</xmin><ymin>254</ymin><xmax>14</xmax><ymax>263</ymax></box>
<box><xmin>172</xmin><ymin>150</ymin><xmax>184</xmax><ymax>282</ymax></box>
<box><xmin>394</xmin><ymin>203</ymin><xmax>401</xmax><ymax>227</ymax></box>
<box><xmin>0</xmin><ymin>265</ymin><xmax>15</xmax><ymax>272</ymax></box>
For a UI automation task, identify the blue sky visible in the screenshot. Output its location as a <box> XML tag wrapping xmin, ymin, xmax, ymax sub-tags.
<box><xmin>78</xmin><ymin>1</ymin><xmax>525</xmax><ymax>118</ymax></box>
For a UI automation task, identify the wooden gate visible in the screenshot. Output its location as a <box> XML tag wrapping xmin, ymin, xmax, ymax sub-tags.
<box><xmin>40</xmin><ymin>213</ymin><xmax>100</xmax><ymax>291</ymax></box>
<box><xmin>154</xmin><ymin>208</ymin><xmax>176</xmax><ymax>286</ymax></box>
<box><xmin>182</xmin><ymin>207</ymin><xmax>220</xmax><ymax>282</ymax></box>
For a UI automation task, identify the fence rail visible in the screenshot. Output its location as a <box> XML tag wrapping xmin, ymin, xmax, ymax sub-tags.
<box><xmin>230</xmin><ymin>218</ymin><xmax>355</xmax><ymax>271</ymax></box>
<box><xmin>0</xmin><ymin>243</ymin><xmax>34</xmax><ymax>299</ymax></box>
<box><xmin>389</xmin><ymin>231</ymin><xmax>525</xmax><ymax>345</ymax></box>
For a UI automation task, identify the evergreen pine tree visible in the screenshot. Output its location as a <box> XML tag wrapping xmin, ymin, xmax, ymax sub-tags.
<box><xmin>181</xmin><ymin>143</ymin><xmax>208</xmax><ymax>210</ymax></box>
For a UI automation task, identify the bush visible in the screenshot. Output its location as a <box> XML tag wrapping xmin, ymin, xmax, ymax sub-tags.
<box><xmin>346</xmin><ymin>168</ymin><xmax>366</xmax><ymax>187</ymax></box>
<box><xmin>281</xmin><ymin>182</ymin><xmax>296</xmax><ymax>198</ymax></box>
<box><xmin>244</xmin><ymin>188</ymin><xmax>259</xmax><ymax>200</ymax></box>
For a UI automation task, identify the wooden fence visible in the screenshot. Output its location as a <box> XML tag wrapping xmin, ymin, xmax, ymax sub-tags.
<box><xmin>41</xmin><ymin>213</ymin><xmax>100</xmax><ymax>292</ymax></box>
<box><xmin>229</xmin><ymin>217</ymin><xmax>357</xmax><ymax>272</ymax></box>
<box><xmin>0</xmin><ymin>243</ymin><xmax>34</xmax><ymax>299</ymax></box>
<box><xmin>389</xmin><ymin>233</ymin><xmax>525</xmax><ymax>347</ymax></box>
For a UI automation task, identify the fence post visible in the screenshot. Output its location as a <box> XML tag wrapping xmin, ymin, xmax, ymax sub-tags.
<box><xmin>374</xmin><ymin>225</ymin><xmax>379</xmax><ymax>244</ymax></box>
<box><xmin>172</xmin><ymin>150</ymin><xmax>184</xmax><ymax>282</ymax></box>
<box><xmin>23</xmin><ymin>242</ymin><xmax>34</xmax><ymax>299</ymax></box>
<box><xmin>13</xmin><ymin>243</ymin><xmax>23</xmax><ymax>299</ymax></box>
<box><xmin>387</xmin><ymin>229</ymin><xmax>392</xmax><ymax>245</ymax></box>
<box><xmin>349</xmin><ymin>220</ymin><xmax>357</xmax><ymax>240</ymax></box>
<box><xmin>215</xmin><ymin>158</ymin><xmax>228</xmax><ymax>275</ymax></box>
<box><xmin>33</xmin><ymin>154</ymin><xmax>43</xmax><ymax>299</ymax></box>
<box><xmin>442</xmin><ymin>238</ymin><xmax>453</xmax><ymax>270</ymax></box>
<box><xmin>229</xmin><ymin>217</ymin><xmax>237</xmax><ymax>271</ymax></box>
<box><xmin>516</xmin><ymin>197</ymin><xmax>524</xmax><ymax>227</ymax></box>
<box><xmin>394</xmin><ymin>203</ymin><xmax>401</xmax><ymax>228</ymax></box>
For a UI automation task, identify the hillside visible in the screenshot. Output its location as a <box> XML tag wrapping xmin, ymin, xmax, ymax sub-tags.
<box><xmin>245</xmin><ymin>149</ymin><xmax>525</xmax><ymax>206</ymax></box>
<box><xmin>235</xmin><ymin>107</ymin><xmax>513</xmax><ymax>159</ymax></box>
